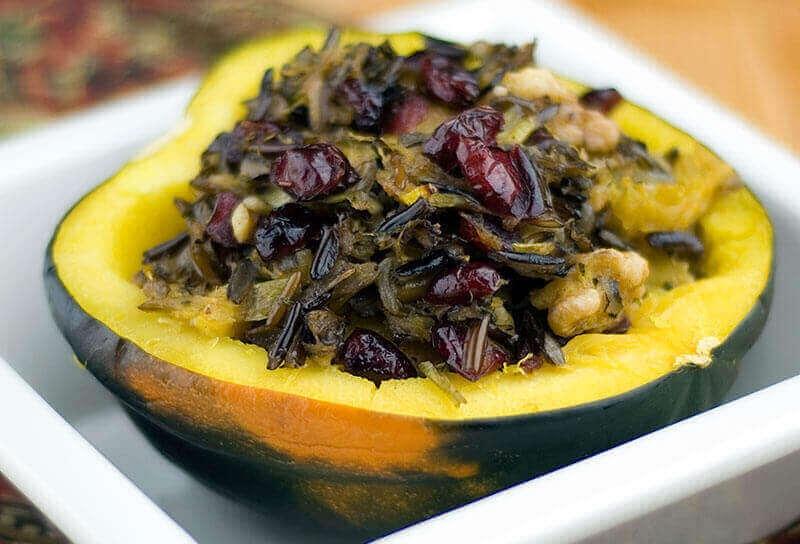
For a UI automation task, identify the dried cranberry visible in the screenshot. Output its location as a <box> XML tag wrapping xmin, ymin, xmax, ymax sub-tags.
<box><xmin>420</xmin><ymin>53</ymin><xmax>479</xmax><ymax>107</ymax></box>
<box><xmin>426</xmin><ymin>112</ymin><xmax>548</xmax><ymax>219</ymax></box>
<box><xmin>433</xmin><ymin>324</ymin><xmax>463</xmax><ymax>363</ymax></box>
<box><xmin>338</xmin><ymin>78</ymin><xmax>383</xmax><ymax>133</ymax></box>
<box><xmin>338</xmin><ymin>329</ymin><xmax>417</xmax><ymax>383</ymax></box>
<box><xmin>580</xmin><ymin>88</ymin><xmax>623</xmax><ymax>114</ymax></box>
<box><xmin>382</xmin><ymin>91</ymin><xmax>429</xmax><ymax>134</ymax></box>
<box><xmin>272</xmin><ymin>143</ymin><xmax>353</xmax><ymax>200</ymax></box>
<box><xmin>515</xmin><ymin>309</ymin><xmax>545</xmax><ymax>360</ymax></box>
<box><xmin>479</xmin><ymin>343</ymin><xmax>508</xmax><ymax>378</ymax></box>
<box><xmin>254</xmin><ymin>204</ymin><xmax>317</xmax><ymax>261</ymax></box>
<box><xmin>458</xmin><ymin>215</ymin><xmax>484</xmax><ymax>249</ymax></box>
<box><xmin>423</xmin><ymin>106</ymin><xmax>504</xmax><ymax>172</ymax></box>
<box><xmin>432</xmin><ymin>324</ymin><xmax>508</xmax><ymax>381</ymax></box>
<box><xmin>425</xmin><ymin>262</ymin><xmax>503</xmax><ymax>305</ymax></box>
<box><xmin>519</xmin><ymin>354</ymin><xmax>545</xmax><ymax>373</ymax></box>
<box><xmin>458</xmin><ymin>140</ymin><xmax>530</xmax><ymax>218</ymax></box>
<box><xmin>514</xmin><ymin>309</ymin><xmax>566</xmax><ymax>366</ymax></box>
<box><xmin>205</xmin><ymin>192</ymin><xmax>241</xmax><ymax>247</ymax></box>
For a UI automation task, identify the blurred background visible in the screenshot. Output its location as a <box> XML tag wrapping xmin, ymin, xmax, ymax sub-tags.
<box><xmin>0</xmin><ymin>1</ymin><xmax>798</xmax><ymax>543</ymax></box>
<box><xmin>0</xmin><ymin>0</ymin><xmax>798</xmax><ymax>151</ymax></box>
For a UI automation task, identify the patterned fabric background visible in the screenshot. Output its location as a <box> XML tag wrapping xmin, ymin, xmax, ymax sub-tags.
<box><xmin>0</xmin><ymin>475</ymin><xmax>67</xmax><ymax>544</ymax></box>
<box><xmin>0</xmin><ymin>0</ymin><xmax>312</xmax><ymax>135</ymax></box>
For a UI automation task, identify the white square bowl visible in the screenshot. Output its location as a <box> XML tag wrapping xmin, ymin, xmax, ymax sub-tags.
<box><xmin>1</xmin><ymin>1</ymin><xmax>799</xmax><ymax>542</ymax></box>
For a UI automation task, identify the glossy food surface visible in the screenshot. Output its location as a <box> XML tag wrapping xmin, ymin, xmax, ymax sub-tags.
<box><xmin>51</xmin><ymin>29</ymin><xmax>772</xmax><ymax>419</ymax></box>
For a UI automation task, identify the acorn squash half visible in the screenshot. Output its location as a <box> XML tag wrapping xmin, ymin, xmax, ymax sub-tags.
<box><xmin>45</xmin><ymin>28</ymin><xmax>773</xmax><ymax>536</ymax></box>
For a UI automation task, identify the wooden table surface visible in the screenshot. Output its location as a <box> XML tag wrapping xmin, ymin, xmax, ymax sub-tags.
<box><xmin>306</xmin><ymin>0</ymin><xmax>800</xmax><ymax>153</ymax></box>
<box><xmin>570</xmin><ymin>0</ymin><xmax>800</xmax><ymax>153</ymax></box>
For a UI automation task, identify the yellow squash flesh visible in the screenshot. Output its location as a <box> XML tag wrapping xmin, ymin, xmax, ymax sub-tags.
<box><xmin>52</xmin><ymin>29</ymin><xmax>772</xmax><ymax>420</ymax></box>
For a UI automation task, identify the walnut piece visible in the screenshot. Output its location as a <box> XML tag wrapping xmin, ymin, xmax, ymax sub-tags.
<box><xmin>500</xmin><ymin>67</ymin><xmax>620</xmax><ymax>154</ymax></box>
<box><xmin>501</xmin><ymin>67</ymin><xmax>576</xmax><ymax>103</ymax></box>
<box><xmin>548</xmin><ymin>103</ymin><xmax>621</xmax><ymax>154</ymax></box>
<box><xmin>531</xmin><ymin>249</ymin><xmax>649</xmax><ymax>337</ymax></box>
<box><xmin>231</xmin><ymin>201</ymin><xmax>257</xmax><ymax>244</ymax></box>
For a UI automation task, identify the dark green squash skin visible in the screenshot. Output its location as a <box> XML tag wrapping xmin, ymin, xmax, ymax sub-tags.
<box><xmin>44</xmin><ymin>231</ymin><xmax>773</xmax><ymax>537</ymax></box>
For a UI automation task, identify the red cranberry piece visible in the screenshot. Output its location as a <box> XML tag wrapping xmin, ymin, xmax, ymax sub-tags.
<box><xmin>338</xmin><ymin>78</ymin><xmax>383</xmax><ymax>133</ymax></box>
<box><xmin>514</xmin><ymin>308</ymin><xmax>567</xmax><ymax>367</ymax></box>
<box><xmin>580</xmin><ymin>88</ymin><xmax>623</xmax><ymax>114</ymax></box>
<box><xmin>432</xmin><ymin>324</ymin><xmax>465</xmax><ymax>370</ymax></box>
<box><xmin>432</xmin><ymin>324</ymin><xmax>508</xmax><ymax>381</ymax></box>
<box><xmin>272</xmin><ymin>143</ymin><xmax>353</xmax><ymax>201</ymax></box>
<box><xmin>515</xmin><ymin>309</ymin><xmax>547</xmax><ymax>362</ymax></box>
<box><xmin>519</xmin><ymin>354</ymin><xmax>545</xmax><ymax>373</ymax></box>
<box><xmin>254</xmin><ymin>204</ymin><xmax>317</xmax><ymax>261</ymax></box>
<box><xmin>482</xmin><ymin>342</ymin><xmax>510</xmax><ymax>375</ymax></box>
<box><xmin>338</xmin><ymin>329</ymin><xmax>418</xmax><ymax>383</ymax></box>
<box><xmin>425</xmin><ymin>262</ymin><xmax>503</xmax><ymax>305</ymax></box>
<box><xmin>420</xmin><ymin>53</ymin><xmax>479</xmax><ymax>107</ymax></box>
<box><xmin>205</xmin><ymin>192</ymin><xmax>241</xmax><ymax>247</ymax></box>
<box><xmin>426</xmin><ymin>111</ymin><xmax>547</xmax><ymax>219</ymax></box>
<box><xmin>458</xmin><ymin>215</ymin><xmax>483</xmax><ymax>248</ymax></box>
<box><xmin>458</xmin><ymin>140</ymin><xmax>530</xmax><ymax>218</ymax></box>
<box><xmin>423</xmin><ymin>106</ymin><xmax>504</xmax><ymax>172</ymax></box>
<box><xmin>383</xmin><ymin>91</ymin><xmax>429</xmax><ymax>134</ymax></box>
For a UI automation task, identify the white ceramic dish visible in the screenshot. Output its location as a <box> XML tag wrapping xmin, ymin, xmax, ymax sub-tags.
<box><xmin>1</xmin><ymin>1</ymin><xmax>799</xmax><ymax>542</ymax></box>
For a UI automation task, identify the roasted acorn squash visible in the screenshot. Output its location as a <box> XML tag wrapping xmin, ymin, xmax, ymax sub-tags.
<box><xmin>45</xmin><ymin>29</ymin><xmax>773</xmax><ymax>536</ymax></box>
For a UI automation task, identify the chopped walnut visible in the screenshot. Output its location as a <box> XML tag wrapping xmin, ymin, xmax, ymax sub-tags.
<box><xmin>548</xmin><ymin>102</ymin><xmax>621</xmax><ymax>154</ymax></box>
<box><xmin>489</xmin><ymin>84</ymin><xmax>509</xmax><ymax>98</ymax></box>
<box><xmin>231</xmin><ymin>201</ymin><xmax>257</xmax><ymax>244</ymax></box>
<box><xmin>501</xmin><ymin>67</ymin><xmax>576</xmax><ymax>103</ymax></box>
<box><xmin>583</xmin><ymin>109</ymin><xmax>621</xmax><ymax>153</ymax></box>
<box><xmin>531</xmin><ymin>249</ymin><xmax>649</xmax><ymax>337</ymax></box>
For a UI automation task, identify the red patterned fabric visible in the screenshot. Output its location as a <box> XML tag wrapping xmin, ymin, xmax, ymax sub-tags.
<box><xmin>0</xmin><ymin>475</ymin><xmax>70</xmax><ymax>543</ymax></box>
<box><xmin>0</xmin><ymin>0</ymin><xmax>311</xmax><ymax>135</ymax></box>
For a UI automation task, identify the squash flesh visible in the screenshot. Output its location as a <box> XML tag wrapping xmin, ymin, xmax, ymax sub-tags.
<box><xmin>602</xmin><ymin>101</ymin><xmax>735</xmax><ymax>236</ymax></box>
<box><xmin>52</xmin><ymin>29</ymin><xmax>772</xmax><ymax>420</ymax></box>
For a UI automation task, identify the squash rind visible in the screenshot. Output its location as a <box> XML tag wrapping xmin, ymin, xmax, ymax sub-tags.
<box><xmin>44</xmin><ymin>237</ymin><xmax>773</xmax><ymax>535</ymax></box>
